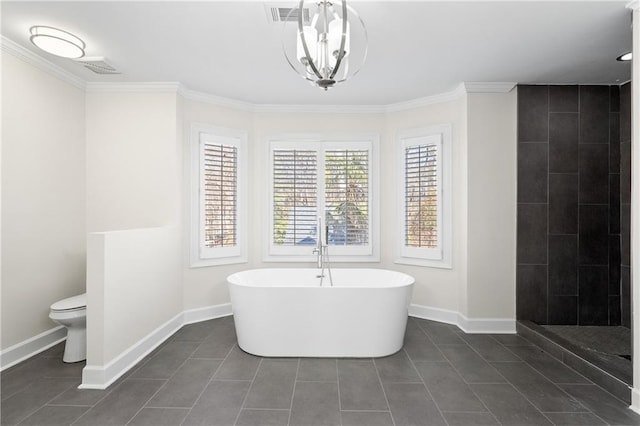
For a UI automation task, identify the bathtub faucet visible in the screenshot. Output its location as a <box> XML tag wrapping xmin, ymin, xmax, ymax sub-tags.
<box><xmin>313</xmin><ymin>217</ymin><xmax>333</xmax><ymax>286</ymax></box>
<box><xmin>313</xmin><ymin>217</ymin><xmax>324</xmax><ymax>269</ymax></box>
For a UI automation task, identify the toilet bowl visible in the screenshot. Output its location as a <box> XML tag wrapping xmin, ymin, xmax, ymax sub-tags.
<box><xmin>49</xmin><ymin>293</ymin><xmax>86</xmax><ymax>363</ymax></box>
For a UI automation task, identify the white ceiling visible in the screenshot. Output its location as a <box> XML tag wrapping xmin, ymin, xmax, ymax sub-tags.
<box><xmin>1</xmin><ymin>1</ymin><xmax>632</xmax><ymax>106</ymax></box>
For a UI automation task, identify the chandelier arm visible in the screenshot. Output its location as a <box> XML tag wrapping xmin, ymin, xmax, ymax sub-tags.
<box><xmin>298</xmin><ymin>0</ymin><xmax>323</xmax><ymax>81</ymax></box>
<box><xmin>329</xmin><ymin>0</ymin><xmax>348</xmax><ymax>80</ymax></box>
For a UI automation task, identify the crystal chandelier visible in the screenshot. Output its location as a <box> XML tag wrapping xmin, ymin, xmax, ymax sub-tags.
<box><xmin>283</xmin><ymin>0</ymin><xmax>367</xmax><ymax>90</ymax></box>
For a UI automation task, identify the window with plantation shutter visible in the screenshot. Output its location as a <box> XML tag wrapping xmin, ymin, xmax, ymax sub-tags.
<box><xmin>202</xmin><ymin>143</ymin><xmax>237</xmax><ymax>249</ymax></box>
<box><xmin>325</xmin><ymin>149</ymin><xmax>369</xmax><ymax>247</ymax></box>
<box><xmin>272</xmin><ymin>149</ymin><xmax>318</xmax><ymax>247</ymax></box>
<box><xmin>267</xmin><ymin>137</ymin><xmax>379</xmax><ymax>261</ymax></box>
<box><xmin>404</xmin><ymin>144</ymin><xmax>438</xmax><ymax>249</ymax></box>
<box><xmin>191</xmin><ymin>124</ymin><xmax>247</xmax><ymax>267</ymax></box>
<box><xmin>397</xmin><ymin>125</ymin><xmax>452</xmax><ymax>268</ymax></box>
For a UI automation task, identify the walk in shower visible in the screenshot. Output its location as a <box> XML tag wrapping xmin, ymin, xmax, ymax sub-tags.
<box><xmin>516</xmin><ymin>83</ymin><xmax>632</xmax><ymax>400</ymax></box>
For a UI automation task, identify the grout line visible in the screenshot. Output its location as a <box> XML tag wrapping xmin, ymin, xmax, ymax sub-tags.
<box><xmin>179</xmin><ymin>322</ymin><xmax>237</xmax><ymax>425</ymax></box>
<box><xmin>286</xmin><ymin>358</ymin><xmax>300</xmax><ymax>426</ymax></box>
<box><xmin>371</xmin><ymin>357</ymin><xmax>396</xmax><ymax>426</ymax></box>
<box><xmin>232</xmin><ymin>356</ymin><xmax>263</xmax><ymax>426</ymax></box>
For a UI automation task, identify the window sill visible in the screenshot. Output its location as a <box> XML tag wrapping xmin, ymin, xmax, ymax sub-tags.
<box><xmin>394</xmin><ymin>257</ymin><xmax>452</xmax><ymax>269</ymax></box>
<box><xmin>190</xmin><ymin>256</ymin><xmax>248</xmax><ymax>268</ymax></box>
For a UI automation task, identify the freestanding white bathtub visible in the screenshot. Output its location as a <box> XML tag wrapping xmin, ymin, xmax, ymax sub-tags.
<box><xmin>227</xmin><ymin>268</ymin><xmax>414</xmax><ymax>357</ymax></box>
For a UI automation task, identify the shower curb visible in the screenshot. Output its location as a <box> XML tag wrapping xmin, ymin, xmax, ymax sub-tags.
<box><xmin>517</xmin><ymin>320</ymin><xmax>631</xmax><ymax>404</ymax></box>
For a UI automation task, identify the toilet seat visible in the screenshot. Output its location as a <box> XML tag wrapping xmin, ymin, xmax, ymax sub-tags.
<box><xmin>50</xmin><ymin>293</ymin><xmax>86</xmax><ymax>312</ymax></box>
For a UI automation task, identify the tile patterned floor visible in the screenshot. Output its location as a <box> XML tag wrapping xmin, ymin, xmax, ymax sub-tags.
<box><xmin>2</xmin><ymin>316</ymin><xmax>640</xmax><ymax>426</ymax></box>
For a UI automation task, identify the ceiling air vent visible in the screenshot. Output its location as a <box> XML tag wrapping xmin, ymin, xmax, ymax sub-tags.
<box><xmin>266</xmin><ymin>5</ymin><xmax>310</xmax><ymax>24</ymax></box>
<box><xmin>75</xmin><ymin>57</ymin><xmax>121</xmax><ymax>75</ymax></box>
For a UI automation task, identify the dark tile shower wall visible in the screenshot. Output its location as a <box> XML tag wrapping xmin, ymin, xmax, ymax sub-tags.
<box><xmin>620</xmin><ymin>82</ymin><xmax>631</xmax><ymax>328</ymax></box>
<box><xmin>517</xmin><ymin>84</ymin><xmax>630</xmax><ymax>326</ymax></box>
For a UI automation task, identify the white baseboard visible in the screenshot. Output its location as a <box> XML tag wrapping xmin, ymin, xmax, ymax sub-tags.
<box><xmin>80</xmin><ymin>311</ymin><xmax>184</xmax><ymax>389</ymax></box>
<box><xmin>409</xmin><ymin>304</ymin><xmax>459</xmax><ymax>326</ymax></box>
<box><xmin>0</xmin><ymin>326</ymin><xmax>67</xmax><ymax>371</ymax></box>
<box><xmin>80</xmin><ymin>303</ymin><xmax>232</xmax><ymax>389</ymax></box>
<box><xmin>183</xmin><ymin>303</ymin><xmax>232</xmax><ymax>325</ymax></box>
<box><xmin>409</xmin><ymin>304</ymin><xmax>516</xmax><ymax>334</ymax></box>
<box><xmin>631</xmin><ymin>388</ymin><xmax>640</xmax><ymax>414</ymax></box>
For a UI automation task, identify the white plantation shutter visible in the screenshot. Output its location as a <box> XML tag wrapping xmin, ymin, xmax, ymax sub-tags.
<box><xmin>399</xmin><ymin>130</ymin><xmax>446</xmax><ymax>262</ymax></box>
<box><xmin>268</xmin><ymin>139</ymin><xmax>375</xmax><ymax>258</ymax></box>
<box><xmin>404</xmin><ymin>144</ymin><xmax>438</xmax><ymax>248</ymax></box>
<box><xmin>324</xmin><ymin>149</ymin><xmax>369</xmax><ymax>246</ymax></box>
<box><xmin>191</xmin><ymin>124</ymin><xmax>247</xmax><ymax>266</ymax></box>
<box><xmin>272</xmin><ymin>149</ymin><xmax>318</xmax><ymax>246</ymax></box>
<box><xmin>202</xmin><ymin>143</ymin><xmax>237</xmax><ymax>249</ymax></box>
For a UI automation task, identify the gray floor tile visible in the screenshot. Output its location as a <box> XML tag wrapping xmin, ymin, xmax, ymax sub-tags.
<box><xmin>290</xmin><ymin>381</ymin><xmax>340</xmax><ymax>426</ymax></box>
<box><xmin>130</xmin><ymin>341</ymin><xmax>200</xmax><ymax>379</ymax></box>
<box><xmin>459</xmin><ymin>334</ymin><xmax>522</xmax><ymax>362</ymax></box>
<box><xmin>560</xmin><ymin>384</ymin><xmax>640</xmax><ymax>425</ymax></box>
<box><xmin>235</xmin><ymin>409</ymin><xmax>290</xmax><ymax>426</ymax></box>
<box><xmin>414</xmin><ymin>361</ymin><xmax>487</xmax><ymax>412</ymax></box>
<box><xmin>181</xmin><ymin>380</ymin><xmax>251</xmax><ymax>426</ymax></box>
<box><xmin>191</xmin><ymin>338</ymin><xmax>235</xmax><ymax>360</ymax></box>
<box><xmin>383</xmin><ymin>382</ymin><xmax>447</xmax><ymax>426</ymax></box>
<box><xmin>297</xmin><ymin>359</ymin><xmax>337</xmax><ymax>382</ymax></box>
<box><xmin>438</xmin><ymin>345</ymin><xmax>506</xmax><ymax>384</ymax></box>
<box><xmin>17</xmin><ymin>404</ymin><xmax>88</xmax><ymax>426</ymax></box>
<box><xmin>214</xmin><ymin>345</ymin><xmax>261</xmax><ymax>380</ymax></box>
<box><xmin>442</xmin><ymin>412</ymin><xmax>500</xmax><ymax>426</ymax></box>
<box><xmin>244</xmin><ymin>359</ymin><xmax>297</xmax><ymax>409</ymax></box>
<box><xmin>48</xmin><ymin>387</ymin><xmax>109</xmax><ymax>407</ymax></box>
<box><xmin>507</xmin><ymin>346</ymin><xmax>590</xmax><ymax>384</ymax></box>
<box><xmin>191</xmin><ymin>322</ymin><xmax>237</xmax><ymax>359</ymax></box>
<box><xmin>146</xmin><ymin>358</ymin><xmax>221</xmax><ymax>408</ymax></box>
<box><xmin>470</xmin><ymin>383</ymin><xmax>553</xmax><ymax>425</ymax></box>
<box><xmin>544</xmin><ymin>412</ymin><xmax>607</xmax><ymax>425</ymax></box>
<box><xmin>1</xmin><ymin>378</ymin><xmax>78</xmax><ymax>426</ymax></box>
<box><xmin>39</xmin><ymin>342</ymin><xmax>67</xmax><ymax>359</ymax></box>
<box><xmin>73</xmin><ymin>379</ymin><xmax>165</xmax><ymax>426</ymax></box>
<box><xmin>338</xmin><ymin>360</ymin><xmax>388</xmax><ymax>411</ymax></box>
<box><xmin>491</xmin><ymin>361</ymin><xmax>550</xmax><ymax>384</ymax></box>
<box><xmin>172</xmin><ymin>320</ymin><xmax>217</xmax><ymax>342</ymax></box>
<box><xmin>126</xmin><ymin>407</ymin><xmax>189</xmax><ymax>425</ymax></box>
<box><xmin>374</xmin><ymin>350</ymin><xmax>421</xmax><ymax>383</ymax></box>
<box><xmin>516</xmin><ymin>381</ymin><xmax>588</xmax><ymax>413</ymax></box>
<box><xmin>414</xmin><ymin>319</ymin><xmax>466</xmax><ymax>344</ymax></box>
<box><xmin>403</xmin><ymin>321</ymin><xmax>446</xmax><ymax>362</ymax></box>
<box><xmin>340</xmin><ymin>410</ymin><xmax>394</xmax><ymax>426</ymax></box>
<box><xmin>1</xmin><ymin>374</ymin><xmax>36</xmax><ymax>403</ymax></box>
<box><xmin>489</xmin><ymin>334</ymin><xmax>534</xmax><ymax>346</ymax></box>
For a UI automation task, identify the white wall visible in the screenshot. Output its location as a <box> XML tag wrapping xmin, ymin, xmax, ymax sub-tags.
<box><xmin>1</xmin><ymin>54</ymin><xmax>86</xmax><ymax>350</ymax></box>
<box><xmin>465</xmin><ymin>91</ymin><xmax>518</xmax><ymax>319</ymax></box>
<box><xmin>386</xmin><ymin>98</ymin><xmax>468</xmax><ymax>314</ymax></box>
<box><xmin>86</xmin><ymin>91</ymin><xmax>180</xmax><ymax>232</ymax></box>
<box><xmin>180</xmin><ymin>92</ymin><xmax>517</xmax><ymax>328</ymax></box>
<box><xmin>86</xmin><ymin>227</ymin><xmax>181</xmax><ymax>367</ymax></box>
<box><xmin>84</xmin><ymin>90</ymin><xmax>183</xmax><ymax>385</ymax></box>
<box><xmin>180</xmin><ymin>101</ymin><xmax>253</xmax><ymax>310</ymax></box>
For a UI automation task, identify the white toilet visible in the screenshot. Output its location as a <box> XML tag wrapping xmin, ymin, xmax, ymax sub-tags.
<box><xmin>49</xmin><ymin>293</ymin><xmax>87</xmax><ymax>363</ymax></box>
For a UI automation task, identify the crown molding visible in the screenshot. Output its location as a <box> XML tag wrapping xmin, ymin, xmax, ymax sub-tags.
<box><xmin>3</xmin><ymin>36</ymin><xmax>514</xmax><ymax>113</ymax></box>
<box><xmin>86</xmin><ymin>82</ymin><xmax>181</xmax><ymax>93</ymax></box>
<box><xmin>177</xmin><ymin>85</ymin><xmax>255</xmax><ymax>112</ymax></box>
<box><xmin>1</xmin><ymin>36</ymin><xmax>85</xmax><ymax>90</ymax></box>
<box><xmin>385</xmin><ymin>83</ymin><xmax>467</xmax><ymax>113</ymax></box>
<box><xmin>464</xmin><ymin>82</ymin><xmax>517</xmax><ymax>93</ymax></box>
<box><xmin>627</xmin><ymin>0</ymin><xmax>639</xmax><ymax>10</ymax></box>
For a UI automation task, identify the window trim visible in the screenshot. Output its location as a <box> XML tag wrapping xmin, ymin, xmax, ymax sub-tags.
<box><xmin>190</xmin><ymin>123</ymin><xmax>248</xmax><ymax>267</ymax></box>
<box><xmin>395</xmin><ymin>124</ymin><xmax>452</xmax><ymax>269</ymax></box>
<box><xmin>263</xmin><ymin>133</ymin><xmax>380</xmax><ymax>263</ymax></box>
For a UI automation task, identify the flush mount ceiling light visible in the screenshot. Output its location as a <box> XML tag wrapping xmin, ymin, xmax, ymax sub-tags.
<box><xmin>30</xmin><ymin>26</ymin><xmax>85</xmax><ymax>59</ymax></box>
<box><xmin>282</xmin><ymin>0</ymin><xmax>367</xmax><ymax>90</ymax></box>
<box><xmin>616</xmin><ymin>52</ymin><xmax>632</xmax><ymax>62</ymax></box>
